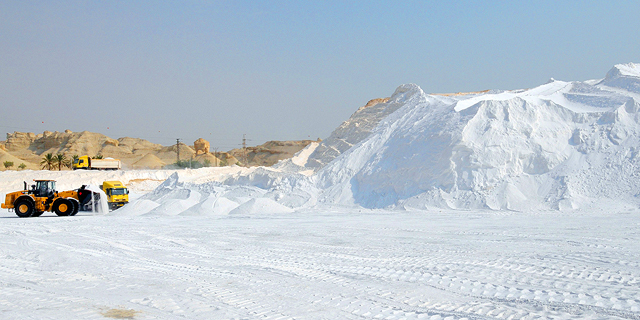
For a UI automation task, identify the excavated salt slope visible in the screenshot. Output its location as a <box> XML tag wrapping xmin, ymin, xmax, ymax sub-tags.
<box><xmin>318</xmin><ymin>63</ymin><xmax>640</xmax><ymax>210</ymax></box>
<box><xmin>116</xmin><ymin>63</ymin><xmax>640</xmax><ymax>214</ymax></box>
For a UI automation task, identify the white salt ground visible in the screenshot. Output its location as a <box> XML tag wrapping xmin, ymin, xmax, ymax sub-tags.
<box><xmin>0</xmin><ymin>207</ymin><xmax>639</xmax><ymax>319</ymax></box>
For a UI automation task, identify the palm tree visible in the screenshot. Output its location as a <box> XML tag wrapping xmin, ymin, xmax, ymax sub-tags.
<box><xmin>54</xmin><ymin>154</ymin><xmax>67</xmax><ymax>171</ymax></box>
<box><xmin>93</xmin><ymin>154</ymin><xmax>104</xmax><ymax>159</ymax></box>
<box><xmin>41</xmin><ymin>153</ymin><xmax>55</xmax><ymax>170</ymax></box>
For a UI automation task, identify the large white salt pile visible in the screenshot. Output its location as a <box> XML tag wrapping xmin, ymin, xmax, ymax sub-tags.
<box><xmin>316</xmin><ymin>63</ymin><xmax>640</xmax><ymax>211</ymax></box>
<box><xmin>115</xmin><ymin>63</ymin><xmax>640</xmax><ymax>214</ymax></box>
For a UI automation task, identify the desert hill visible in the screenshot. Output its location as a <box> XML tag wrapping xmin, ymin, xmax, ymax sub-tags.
<box><xmin>0</xmin><ymin>130</ymin><xmax>314</xmax><ymax>170</ymax></box>
<box><xmin>0</xmin><ymin>149</ymin><xmax>39</xmax><ymax>170</ymax></box>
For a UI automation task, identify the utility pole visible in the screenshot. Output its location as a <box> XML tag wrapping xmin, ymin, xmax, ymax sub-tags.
<box><xmin>176</xmin><ymin>138</ymin><xmax>181</xmax><ymax>164</ymax></box>
<box><xmin>242</xmin><ymin>134</ymin><xmax>247</xmax><ymax>167</ymax></box>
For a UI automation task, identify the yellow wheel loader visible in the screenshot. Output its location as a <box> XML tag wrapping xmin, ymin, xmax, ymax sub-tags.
<box><xmin>1</xmin><ymin>180</ymin><xmax>81</xmax><ymax>218</ymax></box>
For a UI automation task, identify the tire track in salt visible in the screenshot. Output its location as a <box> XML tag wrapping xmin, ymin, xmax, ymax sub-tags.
<box><xmin>67</xmin><ymin>229</ymin><xmax>304</xmax><ymax>319</ymax></box>
<box><xmin>216</xmin><ymin>228</ymin><xmax>640</xmax><ymax>320</ymax></box>
<box><xmin>9</xmin><ymin>221</ymin><xmax>295</xmax><ymax>319</ymax></box>
<box><xmin>201</xmin><ymin>235</ymin><xmax>507</xmax><ymax>319</ymax></box>
<box><xmin>330</xmin><ymin>254</ymin><xmax>640</xmax><ymax>317</ymax></box>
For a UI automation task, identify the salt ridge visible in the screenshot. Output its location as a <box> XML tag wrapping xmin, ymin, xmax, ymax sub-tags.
<box><xmin>315</xmin><ymin>63</ymin><xmax>640</xmax><ymax>211</ymax></box>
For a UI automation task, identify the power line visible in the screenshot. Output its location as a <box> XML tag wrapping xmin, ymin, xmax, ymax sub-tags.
<box><xmin>241</xmin><ymin>134</ymin><xmax>253</xmax><ymax>167</ymax></box>
<box><xmin>242</xmin><ymin>134</ymin><xmax>246</xmax><ymax>166</ymax></box>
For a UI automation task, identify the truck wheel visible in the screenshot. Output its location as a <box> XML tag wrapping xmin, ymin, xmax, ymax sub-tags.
<box><xmin>14</xmin><ymin>199</ymin><xmax>35</xmax><ymax>218</ymax></box>
<box><xmin>53</xmin><ymin>199</ymin><xmax>74</xmax><ymax>216</ymax></box>
<box><xmin>69</xmin><ymin>198</ymin><xmax>79</xmax><ymax>216</ymax></box>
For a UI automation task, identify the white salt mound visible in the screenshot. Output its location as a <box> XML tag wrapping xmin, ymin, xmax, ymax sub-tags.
<box><xmin>317</xmin><ymin>63</ymin><xmax>640</xmax><ymax>210</ymax></box>
<box><xmin>228</xmin><ymin>198</ymin><xmax>294</xmax><ymax>215</ymax></box>
<box><xmin>117</xmin><ymin>62</ymin><xmax>640</xmax><ymax>213</ymax></box>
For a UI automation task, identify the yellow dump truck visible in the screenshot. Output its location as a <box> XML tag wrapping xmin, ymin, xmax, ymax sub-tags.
<box><xmin>73</xmin><ymin>155</ymin><xmax>121</xmax><ymax>170</ymax></box>
<box><xmin>101</xmin><ymin>181</ymin><xmax>129</xmax><ymax>210</ymax></box>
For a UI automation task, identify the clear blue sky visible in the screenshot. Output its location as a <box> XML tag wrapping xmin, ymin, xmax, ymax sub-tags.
<box><xmin>2</xmin><ymin>1</ymin><xmax>639</xmax><ymax>149</ymax></box>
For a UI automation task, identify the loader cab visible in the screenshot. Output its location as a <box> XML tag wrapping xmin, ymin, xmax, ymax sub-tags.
<box><xmin>31</xmin><ymin>180</ymin><xmax>56</xmax><ymax>198</ymax></box>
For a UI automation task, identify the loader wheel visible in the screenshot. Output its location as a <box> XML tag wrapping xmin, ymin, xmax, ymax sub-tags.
<box><xmin>14</xmin><ymin>199</ymin><xmax>34</xmax><ymax>218</ymax></box>
<box><xmin>69</xmin><ymin>198</ymin><xmax>79</xmax><ymax>216</ymax></box>
<box><xmin>53</xmin><ymin>199</ymin><xmax>74</xmax><ymax>216</ymax></box>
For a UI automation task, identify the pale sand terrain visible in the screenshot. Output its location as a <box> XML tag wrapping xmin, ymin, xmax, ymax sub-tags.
<box><xmin>0</xmin><ymin>131</ymin><xmax>315</xmax><ymax>170</ymax></box>
<box><xmin>0</xmin><ymin>149</ymin><xmax>39</xmax><ymax>170</ymax></box>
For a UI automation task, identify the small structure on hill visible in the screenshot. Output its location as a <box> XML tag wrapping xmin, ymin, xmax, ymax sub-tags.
<box><xmin>193</xmin><ymin>138</ymin><xmax>210</xmax><ymax>155</ymax></box>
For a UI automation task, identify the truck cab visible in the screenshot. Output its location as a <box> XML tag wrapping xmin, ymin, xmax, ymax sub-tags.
<box><xmin>73</xmin><ymin>155</ymin><xmax>90</xmax><ymax>170</ymax></box>
<box><xmin>101</xmin><ymin>181</ymin><xmax>129</xmax><ymax>210</ymax></box>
